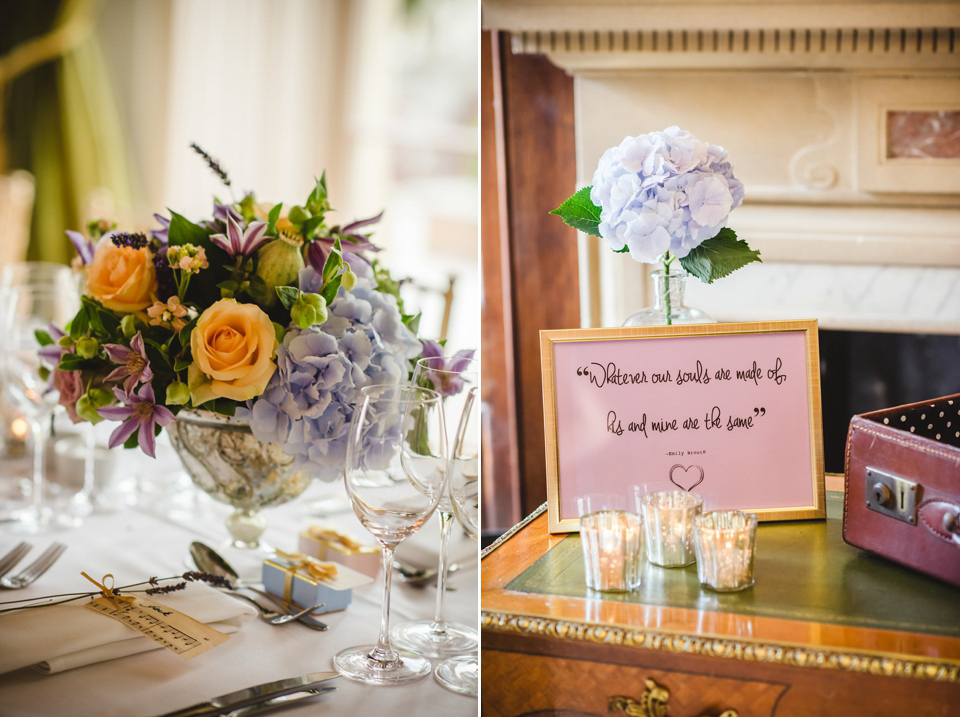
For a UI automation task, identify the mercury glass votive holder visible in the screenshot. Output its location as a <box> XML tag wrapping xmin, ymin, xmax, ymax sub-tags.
<box><xmin>579</xmin><ymin>510</ymin><xmax>644</xmax><ymax>592</ymax></box>
<box><xmin>639</xmin><ymin>490</ymin><xmax>703</xmax><ymax>567</ymax></box>
<box><xmin>694</xmin><ymin>510</ymin><xmax>758</xmax><ymax>592</ymax></box>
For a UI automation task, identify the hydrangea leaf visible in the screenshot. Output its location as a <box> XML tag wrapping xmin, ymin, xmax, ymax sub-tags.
<box><xmin>549</xmin><ymin>186</ymin><xmax>603</xmax><ymax>237</ymax></box>
<box><xmin>678</xmin><ymin>228</ymin><xmax>761</xmax><ymax>284</ymax></box>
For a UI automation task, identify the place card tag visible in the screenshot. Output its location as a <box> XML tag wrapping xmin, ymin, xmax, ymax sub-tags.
<box><xmin>85</xmin><ymin>595</ymin><xmax>229</xmax><ymax>660</ymax></box>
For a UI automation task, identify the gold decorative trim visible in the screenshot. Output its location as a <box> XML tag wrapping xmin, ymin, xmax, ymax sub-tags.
<box><xmin>481</xmin><ymin>611</ymin><xmax>960</xmax><ymax>683</ymax></box>
<box><xmin>481</xmin><ymin>502</ymin><xmax>547</xmax><ymax>560</ymax></box>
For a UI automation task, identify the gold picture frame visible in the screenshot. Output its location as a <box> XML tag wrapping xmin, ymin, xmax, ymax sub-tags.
<box><xmin>541</xmin><ymin>319</ymin><xmax>825</xmax><ymax>533</ymax></box>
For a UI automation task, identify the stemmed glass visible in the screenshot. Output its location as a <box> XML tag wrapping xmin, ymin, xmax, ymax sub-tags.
<box><xmin>434</xmin><ymin>386</ymin><xmax>480</xmax><ymax>697</ymax></box>
<box><xmin>333</xmin><ymin>384</ymin><xmax>448</xmax><ymax>685</ymax></box>
<box><xmin>392</xmin><ymin>355</ymin><xmax>479</xmax><ymax>657</ymax></box>
<box><xmin>1</xmin><ymin>283</ymin><xmax>81</xmax><ymax>530</ymax></box>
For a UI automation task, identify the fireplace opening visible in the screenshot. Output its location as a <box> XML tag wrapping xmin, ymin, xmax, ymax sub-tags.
<box><xmin>818</xmin><ymin>329</ymin><xmax>960</xmax><ymax>474</ymax></box>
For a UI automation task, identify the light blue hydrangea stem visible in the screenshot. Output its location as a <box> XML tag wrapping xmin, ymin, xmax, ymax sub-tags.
<box><xmin>662</xmin><ymin>252</ymin><xmax>675</xmax><ymax>326</ymax></box>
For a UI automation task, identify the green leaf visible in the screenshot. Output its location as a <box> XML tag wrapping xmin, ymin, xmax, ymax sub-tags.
<box><xmin>58</xmin><ymin>354</ymin><xmax>93</xmax><ymax>372</ymax></box>
<box><xmin>178</xmin><ymin>316</ymin><xmax>199</xmax><ymax>347</ymax></box>
<box><xmin>301</xmin><ymin>215</ymin><xmax>324</xmax><ymax>239</ymax></box>
<box><xmin>194</xmin><ymin>398</ymin><xmax>236</xmax><ymax>416</ymax></box>
<box><xmin>167</xmin><ymin>210</ymin><xmax>212</xmax><ymax>249</ymax></box>
<box><xmin>320</xmin><ymin>275</ymin><xmax>341</xmax><ymax>306</ymax></box>
<box><xmin>404</xmin><ymin>312</ymin><xmax>421</xmax><ymax>335</ymax></box>
<box><xmin>321</xmin><ymin>243</ymin><xmax>342</xmax><ymax>283</ymax></box>
<box><xmin>35</xmin><ymin>329</ymin><xmax>53</xmax><ymax>347</ymax></box>
<box><xmin>276</xmin><ymin>286</ymin><xmax>300</xmax><ymax>310</ymax></box>
<box><xmin>69</xmin><ymin>306</ymin><xmax>90</xmax><ymax>340</ymax></box>
<box><xmin>549</xmin><ymin>186</ymin><xmax>603</xmax><ymax>237</ymax></box>
<box><xmin>307</xmin><ymin>174</ymin><xmax>327</xmax><ymax>209</ymax></box>
<box><xmin>267</xmin><ymin>202</ymin><xmax>283</xmax><ymax>235</ymax></box>
<box><xmin>173</xmin><ymin>357</ymin><xmax>192</xmax><ymax>372</ymax></box>
<box><xmin>678</xmin><ymin>229</ymin><xmax>762</xmax><ymax>284</ymax></box>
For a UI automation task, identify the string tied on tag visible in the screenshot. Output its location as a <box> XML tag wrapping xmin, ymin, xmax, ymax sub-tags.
<box><xmin>307</xmin><ymin>526</ymin><xmax>364</xmax><ymax>551</ymax></box>
<box><xmin>81</xmin><ymin>572</ymin><xmax>137</xmax><ymax>610</ymax></box>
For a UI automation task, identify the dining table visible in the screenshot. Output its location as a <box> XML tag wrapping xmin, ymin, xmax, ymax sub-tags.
<box><xmin>0</xmin><ymin>431</ymin><xmax>479</xmax><ymax>716</ymax></box>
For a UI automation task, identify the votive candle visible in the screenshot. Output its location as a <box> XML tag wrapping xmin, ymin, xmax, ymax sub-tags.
<box><xmin>639</xmin><ymin>490</ymin><xmax>703</xmax><ymax>567</ymax></box>
<box><xmin>579</xmin><ymin>510</ymin><xmax>644</xmax><ymax>592</ymax></box>
<box><xmin>694</xmin><ymin>510</ymin><xmax>758</xmax><ymax>592</ymax></box>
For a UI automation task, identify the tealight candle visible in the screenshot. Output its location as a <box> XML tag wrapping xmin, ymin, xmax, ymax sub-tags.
<box><xmin>639</xmin><ymin>490</ymin><xmax>703</xmax><ymax>567</ymax></box>
<box><xmin>693</xmin><ymin>510</ymin><xmax>758</xmax><ymax>592</ymax></box>
<box><xmin>579</xmin><ymin>510</ymin><xmax>644</xmax><ymax>592</ymax></box>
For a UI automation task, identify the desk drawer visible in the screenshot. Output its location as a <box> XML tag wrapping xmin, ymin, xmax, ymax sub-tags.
<box><xmin>481</xmin><ymin>629</ymin><xmax>960</xmax><ymax>717</ymax></box>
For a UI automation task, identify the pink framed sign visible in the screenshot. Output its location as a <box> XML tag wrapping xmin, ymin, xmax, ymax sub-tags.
<box><xmin>540</xmin><ymin>320</ymin><xmax>825</xmax><ymax>533</ymax></box>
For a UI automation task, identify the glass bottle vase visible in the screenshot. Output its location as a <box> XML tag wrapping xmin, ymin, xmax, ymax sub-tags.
<box><xmin>623</xmin><ymin>269</ymin><xmax>716</xmax><ymax>327</ymax></box>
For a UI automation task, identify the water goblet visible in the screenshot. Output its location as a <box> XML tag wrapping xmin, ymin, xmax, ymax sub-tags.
<box><xmin>392</xmin><ymin>354</ymin><xmax>479</xmax><ymax>657</ymax></box>
<box><xmin>333</xmin><ymin>384</ymin><xmax>448</xmax><ymax>685</ymax></box>
<box><xmin>1</xmin><ymin>284</ymin><xmax>81</xmax><ymax>530</ymax></box>
<box><xmin>434</xmin><ymin>386</ymin><xmax>479</xmax><ymax>697</ymax></box>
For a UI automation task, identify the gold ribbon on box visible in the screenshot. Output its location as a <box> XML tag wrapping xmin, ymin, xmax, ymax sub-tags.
<box><xmin>305</xmin><ymin>527</ymin><xmax>368</xmax><ymax>553</ymax></box>
<box><xmin>274</xmin><ymin>551</ymin><xmax>339</xmax><ymax>602</ymax></box>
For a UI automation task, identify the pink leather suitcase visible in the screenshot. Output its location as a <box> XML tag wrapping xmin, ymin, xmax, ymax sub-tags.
<box><xmin>843</xmin><ymin>393</ymin><xmax>960</xmax><ymax>587</ymax></box>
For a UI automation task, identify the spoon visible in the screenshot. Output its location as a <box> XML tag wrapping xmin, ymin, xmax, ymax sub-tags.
<box><xmin>189</xmin><ymin>541</ymin><xmax>328</xmax><ymax>630</ymax></box>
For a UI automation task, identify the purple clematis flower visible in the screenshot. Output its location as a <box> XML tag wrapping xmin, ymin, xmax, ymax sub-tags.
<box><xmin>66</xmin><ymin>230</ymin><xmax>96</xmax><ymax>265</ymax></box>
<box><xmin>210</xmin><ymin>214</ymin><xmax>269</xmax><ymax>259</ymax></box>
<box><xmin>103</xmin><ymin>332</ymin><xmax>153</xmax><ymax>396</ymax></box>
<box><xmin>97</xmin><ymin>383</ymin><xmax>175</xmax><ymax>458</ymax></box>
<box><xmin>149</xmin><ymin>214</ymin><xmax>170</xmax><ymax>243</ymax></box>
<box><xmin>39</xmin><ymin>321</ymin><xmax>67</xmax><ymax>368</ymax></box>
<box><xmin>212</xmin><ymin>201</ymin><xmax>242</xmax><ymax>225</ymax></box>
<box><xmin>417</xmin><ymin>340</ymin><xmax>476</xmax><ymax>397</ymax></box>
<box><xmin>306</xmin><ymin>211</ymin><xmax>382</xmax><ymax>273</ymax></box>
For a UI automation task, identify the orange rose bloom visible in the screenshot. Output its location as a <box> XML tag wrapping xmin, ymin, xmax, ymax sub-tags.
<box><xmin>188</xmin><ymin>299</ymin><xmax>278</xmax><ymax>405</ymax></box>
<box><xmin>86</xmin><ymin>240</ymin><xmax>157</xmax><ymax>312</ymax></box>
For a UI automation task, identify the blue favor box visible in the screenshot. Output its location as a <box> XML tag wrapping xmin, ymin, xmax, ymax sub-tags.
<box><xmin>262</xmin><ymin>554</ymin><xmax>374</xmax><ymax>613</ymax></box>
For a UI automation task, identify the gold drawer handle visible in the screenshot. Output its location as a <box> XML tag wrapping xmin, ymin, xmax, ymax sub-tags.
<box><xmin>610</xmin><ymin>678</ymin><xmax>738</xmax><ymax>717</ymax></box>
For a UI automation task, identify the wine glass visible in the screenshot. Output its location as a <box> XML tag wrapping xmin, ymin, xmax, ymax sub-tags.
<box><xmin>1</xmin><ymin>284</ymin><xmax>81</xmax><ymax>530</ymax></box>
<box><xmin>392</xmin><ymin>355</ymin><xmax>479</xmax><ymax>658</ymax></box>
<box><xmin>333</xmin><ymin>384</ymin><xmax>448</xmax><ymax>685</ymax></box>
<box><xmin>435</xmin><ymin>386</ymin><xmax>479</xmax><ymax>697</ymax></box>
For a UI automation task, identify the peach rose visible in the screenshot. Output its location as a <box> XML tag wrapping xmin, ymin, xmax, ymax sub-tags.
<box><xmin>188</xmin><ymin>299</ymin><xmax>278</xmax><ymax>405</ymax></box>
<box><xmin>86</xmin><ymin>239</ymin><xmax>157</xmax><ymax>312</ymax></box>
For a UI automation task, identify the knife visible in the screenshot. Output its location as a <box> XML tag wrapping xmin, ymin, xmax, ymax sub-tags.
<box><xmin>224</xmin><ymin>687</ymin><xmax>337</xmax><ymax>717</ymax></box>
<box><xmin>156</xmin><ymin>671</ymin><xmax>339</xmax><ymax>717</ymax></box>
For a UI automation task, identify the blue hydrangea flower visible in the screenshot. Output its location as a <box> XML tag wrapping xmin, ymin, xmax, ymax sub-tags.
<box><xmin>590</xmin><ymin>126</ymin><xmax>744</xmax><ymax>263</ymax></box>
<box><xmin>239</xmin><ymin>273</ymin><xmax>421</xmax><ymax>481</ymax></box>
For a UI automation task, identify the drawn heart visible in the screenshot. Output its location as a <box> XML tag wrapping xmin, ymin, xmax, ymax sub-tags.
<box><xmin>669</xmin><ymin>464</ymin><xmax>704</xmax><ymax>492</ymax></box>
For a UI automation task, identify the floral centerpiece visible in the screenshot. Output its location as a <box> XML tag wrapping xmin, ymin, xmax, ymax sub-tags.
<box><xmin>551</xmin><ymin>126</ymin><xmax>761</xmax><ymax>323</ymax></box>
<box><xmin>45</xmin><ymin>146</ymin><xmax>423</xmax><ymax>482</ymax></box>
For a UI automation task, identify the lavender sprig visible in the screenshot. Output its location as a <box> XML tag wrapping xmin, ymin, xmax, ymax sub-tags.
<box><xmin>0</xmin><ymin>572</ymin><xmax>230</xmax><ymax>614</ymax></box>
<box><xmin>190</xmin><ymin>143</ymin><xmax>232</xmax><ymax>188</ymax></box>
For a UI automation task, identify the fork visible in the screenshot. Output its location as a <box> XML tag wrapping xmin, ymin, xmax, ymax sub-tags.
<box><xmin>225</xmin><ymin>592</ymin><xmax>325</xmax><ymax>625</ymax></box>
<box><xmin>0</xmin><ymin>541</ymin><xmax>31</xmax><ymax>578</ymax></box>
<box><xmin>0</xmin><ymin>542</ymin><xmax>67</xmax><ymax>589</ymax></box>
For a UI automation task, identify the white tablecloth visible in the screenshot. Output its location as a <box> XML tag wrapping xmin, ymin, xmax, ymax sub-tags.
<box><xmin>0</xmin><ymin>453</ymin><xmax>479</xmax><ymax>716</ymax></box>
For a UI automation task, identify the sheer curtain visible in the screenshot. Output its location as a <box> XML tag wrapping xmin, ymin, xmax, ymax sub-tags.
<box><xmin>98</xmin><ymin>0</ymin><xmax>478</xmax><ymax>353</ymax></box>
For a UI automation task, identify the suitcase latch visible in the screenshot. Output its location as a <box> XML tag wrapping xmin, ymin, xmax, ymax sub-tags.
<box><xmin>865</xmin><ymin>467</ymin><xmax>918</xmax><ymax>526</ymax></box>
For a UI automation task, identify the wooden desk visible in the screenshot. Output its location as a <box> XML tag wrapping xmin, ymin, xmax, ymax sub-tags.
<box><xmin>481</xmin><ymin>494</ymin><xmax>960</xmax><ymax>717</ymax></box>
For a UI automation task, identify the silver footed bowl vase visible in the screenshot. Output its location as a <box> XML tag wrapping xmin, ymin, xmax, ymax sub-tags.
<box><xmin>167</xmin><ymin>409</ymin><xmax>311</xmax><ymax>548</ymax></box>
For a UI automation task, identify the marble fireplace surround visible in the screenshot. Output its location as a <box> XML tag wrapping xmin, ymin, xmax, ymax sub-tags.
<box><xmin>484</xmin><ymin>1</ymin><xmax>960</xmax><ymax>333</ymax></box>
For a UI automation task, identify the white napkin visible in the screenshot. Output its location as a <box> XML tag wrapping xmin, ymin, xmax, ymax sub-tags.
<box><xmin>0</xmin><ymin>583</ymin><xmax>257</xmax><ymax>675</ymax></box>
